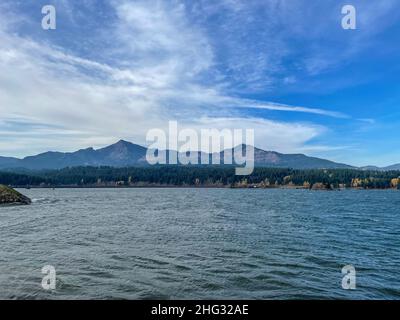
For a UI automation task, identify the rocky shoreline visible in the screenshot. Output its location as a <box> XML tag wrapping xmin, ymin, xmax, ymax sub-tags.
<box><xmin>0</xmin><ymin>185</ymin><xmax>31</xmax><ymax>205</ymax></box>
<box><xmin>3</xmin><ymin>183</ymin><xmax>398</xmax><ymax>190</ymax></box>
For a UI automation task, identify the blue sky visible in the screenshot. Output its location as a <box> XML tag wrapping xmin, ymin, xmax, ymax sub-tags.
<box><xmin>0</xmin><ymin>0</ymin><xmax>399</xmax><ymax>166</ymax></box>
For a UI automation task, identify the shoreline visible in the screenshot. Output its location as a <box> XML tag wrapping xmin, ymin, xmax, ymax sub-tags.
<box><xmin>12</xmin><ymin>185</ymin><xmax>398</xmax><ymax>190</ymax></box>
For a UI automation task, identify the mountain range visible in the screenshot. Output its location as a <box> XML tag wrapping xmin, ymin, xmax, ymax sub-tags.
<box><xmin>0</xmin><ymin>140</ymin><xmax>398</xmax><ymax>171</ymax></box>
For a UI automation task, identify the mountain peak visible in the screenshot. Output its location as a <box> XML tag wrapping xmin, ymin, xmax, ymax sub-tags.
<box><xmin>115</xmin><ymin>139</ymin><xmax>131</xmax><ymax>145</ymax></box>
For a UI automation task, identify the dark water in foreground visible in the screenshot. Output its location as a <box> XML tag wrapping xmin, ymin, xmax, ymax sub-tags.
<box><xmin>0</xmin><ymin>188</ymin><xmax>399</xmax><ymax>299</ymax></box>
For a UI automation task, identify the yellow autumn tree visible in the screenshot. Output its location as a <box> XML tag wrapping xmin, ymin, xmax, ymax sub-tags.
<box><xmin>390</xmin><ymin>178</ymin><xmax>399</xmax><ymax>188</ymax></box>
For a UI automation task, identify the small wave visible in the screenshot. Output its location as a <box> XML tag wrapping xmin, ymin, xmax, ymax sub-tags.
<box><xmin>31</xmin><ymin>198</ymin><xmax>60</xmax><ymax>204</ymax></box>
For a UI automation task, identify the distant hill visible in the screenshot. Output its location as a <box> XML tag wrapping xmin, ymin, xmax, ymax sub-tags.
<box><xmin>382</xmin><ymin>164</ymin><xmax>400</xmax><ymax>171</ymax></box>
<box><xmin>250</xmin><ymin>146</ymin><xmax>352</xmax><ymax>169</ymax></box>
<box><xmin>0</xmin><ymin>156</ymin><xmax>20</xmax><ymax>168</ymax></box>
<box><xmin>0</xmin><ymin>140</ymin><xmax>147</xmax><ymax>170</ymax></box>
<box><xmin>0</xmin><ymin>139</ymin><xmax>395</xmax><ymax>171</ymax></box>
<box><xmin>360</xmin><ymin>163</ymin><xmax>400</xmax><ymax>171</ymax></box>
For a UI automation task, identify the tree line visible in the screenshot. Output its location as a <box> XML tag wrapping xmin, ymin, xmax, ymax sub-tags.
<box><xmin>1</xmin><ymin>166</ymin><xmax>400</xmax><ymax>189</ymax></box>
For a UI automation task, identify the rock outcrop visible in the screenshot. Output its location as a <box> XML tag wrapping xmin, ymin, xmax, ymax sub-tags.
<box><xmin>0</xmin><ymin>185</ymin><xmax>31</xmax><ymax>205</ymax></box>
<box><xmin>311</xmin><ymin>182</ymin><xmax>333</xmax><ymax>190</ymax></box>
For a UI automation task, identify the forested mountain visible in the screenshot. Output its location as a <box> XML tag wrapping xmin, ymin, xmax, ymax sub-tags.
<box><xmin>0</xmin><ymin>140</ymin><xmax>355</xmax><ymax>170</ymax></box>
<box><xmin>0</xmin><ymin>140</ymin><xmax>398</xmax><ymax>171</ymax></box>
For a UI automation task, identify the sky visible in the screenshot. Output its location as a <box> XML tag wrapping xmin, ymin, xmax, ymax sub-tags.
<box><xmin>0</xmin><ymin>0</ymin><xmax>399</xmax><ymax>166</ymax></box>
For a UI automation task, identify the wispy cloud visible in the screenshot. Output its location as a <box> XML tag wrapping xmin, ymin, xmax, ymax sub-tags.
<box><xmin>226</xmin><ymin>100</ymin><xmax>349</xmax><ymax>118</ymax></box>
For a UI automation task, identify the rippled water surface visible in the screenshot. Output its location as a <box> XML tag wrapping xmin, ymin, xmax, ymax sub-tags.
<box><xmin>0</xmin><ymin>188</ymin><xmax>399</xmax><ymax>299</ymax></box>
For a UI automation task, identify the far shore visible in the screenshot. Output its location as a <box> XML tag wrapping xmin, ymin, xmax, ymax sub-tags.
<box><xmin>12</xmin><ymin>185</ymin><xmax>398</xmax><ymax>190</ymax></box>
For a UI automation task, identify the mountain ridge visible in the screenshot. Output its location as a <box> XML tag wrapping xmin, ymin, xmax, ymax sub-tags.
<box><xmin>0</xmin><ymin>140</ymin><xmax>397</xmax><ymax>171</ymax></box>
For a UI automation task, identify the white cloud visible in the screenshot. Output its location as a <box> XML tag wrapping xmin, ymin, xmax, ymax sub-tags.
<box><xmin>189</xmin><ymin>117</ymin><xmax>324</xmax><ymax>153</ymax></box>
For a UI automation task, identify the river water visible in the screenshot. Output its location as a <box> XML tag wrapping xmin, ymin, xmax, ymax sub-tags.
<box><xmin>0</xmin><ymin>188</ymin><xmax>399</xmax><ymax>299</ymax></box>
